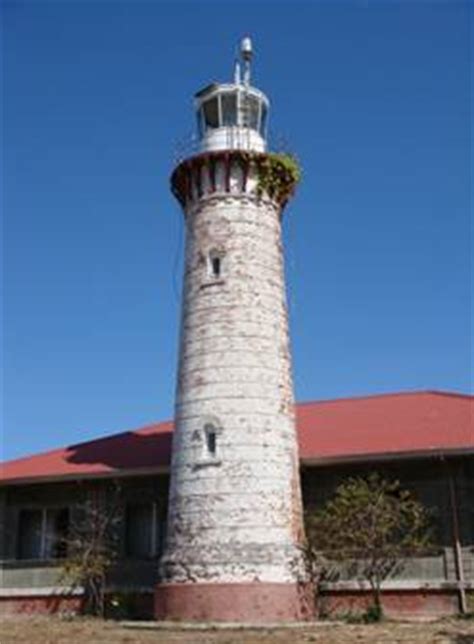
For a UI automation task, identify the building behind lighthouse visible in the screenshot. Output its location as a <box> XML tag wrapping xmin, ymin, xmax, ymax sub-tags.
<box><xmin>155</xmin><ymin>38</ymin><xmax>312</xmax><ymax>622</ymax></box>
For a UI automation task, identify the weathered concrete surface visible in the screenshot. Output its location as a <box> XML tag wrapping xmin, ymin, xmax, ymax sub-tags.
<box><xmin>158</xmin><ymin>153</ymin><xmax>307</xmax><ymax>619</ymax></box>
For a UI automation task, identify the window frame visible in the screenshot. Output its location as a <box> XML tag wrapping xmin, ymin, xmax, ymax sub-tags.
<box><xmin>220</xmin><ymin>91</ymin><xmax>238</xmax><ymax>128</ymax></box>
<box><xmin>202</xmin><ymin>96</ymin><xmax>220</xmax><ymax>130</ymax></box>
<box><xmin>194</xmin><ymin>420</ymin><xmax>222</xmax><ymax>467</ymax></box>
<box><xmin>16</xmin><ymin>506</ymin><xmax>70</xmax><ymax>562</ymax></box>
<box><xmin>202</xmin><ymin>248</ymin><xmax>225</xmax><ymax>286</ymax></box>
<box><xmin>124</xmin><ymin>501</ymin><xmax>164</xmax><ymax>561</ymax></box>
<box><xmin>198</xmin><ymin>88</ymin><xmax>268</xmax><ymax>135</ymax></box>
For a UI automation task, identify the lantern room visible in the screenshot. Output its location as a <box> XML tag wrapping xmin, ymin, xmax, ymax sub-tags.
<box><xmin>194</xmin><ymin>38</ymin><xmax>269</xmax><ymax>154</ymax></box>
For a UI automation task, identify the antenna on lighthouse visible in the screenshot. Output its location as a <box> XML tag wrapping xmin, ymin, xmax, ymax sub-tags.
<box><xmin>241</xmin><ymin>36</ymin><xmax>253</xmax><ymax>86</ymax></box>
<box><xmin>233</xmin><ymin>57</ymin><xmax>241</xmax><ymax>85</ymax></box>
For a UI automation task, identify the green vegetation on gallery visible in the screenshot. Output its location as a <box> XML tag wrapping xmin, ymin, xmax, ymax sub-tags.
<box><xmin>254</xmin><ymin>152</ymin><xmax>301</xmax><ymax>203</ymax></box>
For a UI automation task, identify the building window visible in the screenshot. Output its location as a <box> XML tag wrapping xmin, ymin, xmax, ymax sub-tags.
<box><xmin>17</xmin><ymin>509</ymin><xmax>42</xmax><ymax>560</ymax></box>
<box><xmin>17</xmin><ymin>508</ymin><xmax>69</xmax><ymax>560</ymax></box>
<box><xmin>125</xmin><ymin>502</ymin><xmax>164</xmax><ymax>560</ymax></box>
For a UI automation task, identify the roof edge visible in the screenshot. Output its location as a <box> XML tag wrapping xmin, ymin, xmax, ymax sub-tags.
<box><xmin>0</xmin><ymin>465</ymin><xmax>170</xmax><ymax>488</ymax></box>
<box><xmin>2</xmin><ymin>447</ymin><xmax>473</xmax><ymax>488</ymax></box>
<box><xmin>301</xmin><ymin>446</ymin><xmax>474</xmax><ymax>468</ymax></box>
<box><xmin>296</xmin><ymin>389</ymin><xmax>474</xmax><ymax>408</ymax></box>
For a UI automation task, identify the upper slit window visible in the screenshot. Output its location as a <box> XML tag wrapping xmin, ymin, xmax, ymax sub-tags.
<box><xmin>208</xmin><ymin>250</ymin><xmax>223</xmax><ymax>280</ymax></box>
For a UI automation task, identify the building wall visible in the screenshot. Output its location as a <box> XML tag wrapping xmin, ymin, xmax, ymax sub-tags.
<box><xmin>1</xmin><ymin>477</ymin><xmax>168</xmax><ymax>594</ymax></box>
<box><xmin>302</xmin><ymin>456</ymin><xmax>474</xmax><ymax>551</ymax></box>
<box><xmin>301</xmin><ymin>455</ymin><xmax>474</xmax><ymax>616</ymax></box>
<box><xmin>1</xmin><ymin>455</ymin><xmax>472</xmax><ymax>617</ymax></box>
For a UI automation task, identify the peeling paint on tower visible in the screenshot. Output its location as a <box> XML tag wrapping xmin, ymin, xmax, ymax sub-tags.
<box><xmin>155</xmin><ymin>38</ymin><xmax>313</xmax><ymax>623</ymax></box>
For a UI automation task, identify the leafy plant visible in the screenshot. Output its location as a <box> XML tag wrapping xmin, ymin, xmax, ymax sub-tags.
<box><xmin>254</xmin><ymin>152</ymin><xmax>301</xmax><ymax>204</ymax></box>
<box><xmin>60</xmin><ymin>483</ymin><xmax>123</xmax><ymax>617</ymax></box>
<box><xmin>305</xmin><ymin>472</ymin><xmax>432</xmax><ymax>621</ymax></box>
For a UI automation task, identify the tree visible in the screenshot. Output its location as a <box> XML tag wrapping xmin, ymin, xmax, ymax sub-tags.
<box><xmin>60</xmin><ymin>483</ymin><xmax>122</xmax><ymax>617</ymax></box>
<box><xmin>305</xmin><ymin>472</ymin><xmax>432</xmax><ymax>620</ymax></box>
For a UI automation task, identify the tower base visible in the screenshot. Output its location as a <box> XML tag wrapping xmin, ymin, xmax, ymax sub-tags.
<box><xmin>154</xmin><ymin>582</ymin><xmax>314</xmax><ymax>623</ymax></box>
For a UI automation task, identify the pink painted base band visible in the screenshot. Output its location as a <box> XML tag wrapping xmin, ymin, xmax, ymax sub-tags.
<box><xmin>154</xmin><ymin>581</ymin><xmax>314</xmax><ymax>622</ymax></box>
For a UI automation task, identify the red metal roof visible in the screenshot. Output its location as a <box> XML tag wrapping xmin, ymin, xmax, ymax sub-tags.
<box><xmin>1</xmin><ymin>392</ymin><xmax>472</xmax><ymax>485</ymax></box>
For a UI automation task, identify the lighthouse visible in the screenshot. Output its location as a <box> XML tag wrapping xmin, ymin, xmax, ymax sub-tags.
<box><xmin>156</xmin><ymin>38</ymin><xmax>312</xmax><ymax>622</ymax></box>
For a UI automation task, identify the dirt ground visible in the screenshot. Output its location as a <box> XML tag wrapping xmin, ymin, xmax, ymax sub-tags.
<box><xmin>1</xmin><ymin>616</ymin><xmax>474</xmax><ymax>644</ymax></box>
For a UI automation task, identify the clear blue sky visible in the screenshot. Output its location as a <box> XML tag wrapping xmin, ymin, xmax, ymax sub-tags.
<box><xmin>3</xmin><ymin>1</ymin><xmax>472</xmax><ymax>461</ymax></box>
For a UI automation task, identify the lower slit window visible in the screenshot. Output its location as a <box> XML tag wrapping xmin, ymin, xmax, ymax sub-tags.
<box><xmin>204</xmin><ymin>424</ymin><xmax>217</xmax><ymax>457</ymax></box>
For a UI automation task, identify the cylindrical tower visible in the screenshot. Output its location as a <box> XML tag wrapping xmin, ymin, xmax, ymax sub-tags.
<box><xmin>156</xmin><ymin>38</ymin><xmax>312</xmax><ymax>623</ymax></box>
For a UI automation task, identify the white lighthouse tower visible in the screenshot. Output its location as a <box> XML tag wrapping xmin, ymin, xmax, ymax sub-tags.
<box><xmin>156</xmin><ymin>38</ymin><xmax>312</xmax><ymax>622</ymax></box>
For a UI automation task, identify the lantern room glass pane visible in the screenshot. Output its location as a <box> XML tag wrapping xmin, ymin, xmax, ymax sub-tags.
<box><xmin>203</xmin><ymin>97</ymin><xmax>219</xmax><ymax>129</ymax></box>
<box><xmin>247</xmin><ymin>95</ymin><xmax>259</xmax><ymax>130</ymax></box>
<box><xmin>196</xmin><ymin>109</ymin><xmax>203</xmax><ymax>137</ymax></box>
<box><xmin>221</xmin><ymin>93</ymin><xmax>237</xmax><ymax>126</ymax></box>
<box><xmin>260</xmin><ymin>104</ymin><xmax>267</xmax><ymax>135</ymax></box>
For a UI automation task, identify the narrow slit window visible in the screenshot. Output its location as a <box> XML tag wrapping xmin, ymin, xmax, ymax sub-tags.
<box><xmin>211</xmin><ymin>256</ymin><xmax>221</xmax><ymax>278</ymax></box>
<box><xmin>204</xmin><ymin>424</ymin><xmax>217</xmax><ymax>456</ymax></box>
<box><xmin>208</xmin><ymin>250</ymin><xmax>223</xmax><ymax>280</ymax></box>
